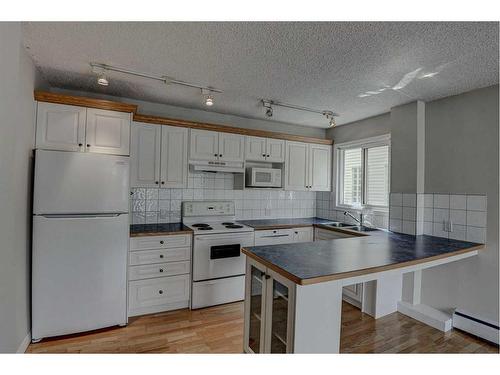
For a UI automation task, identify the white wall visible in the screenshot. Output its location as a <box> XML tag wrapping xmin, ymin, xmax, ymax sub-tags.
<box><xmin>0</xmin><ymin>23</ymin><xmax>38</xmax><ymax>353</ymax></box>
<box><xmin>421</xmin><ymin>85</ymin><xmax>499</xmax><ymax>322</ymax></box>
<box><xmin>50</xmin><ymin>88</ymin><xmax>326</xmax><ymax>139</ymax></box>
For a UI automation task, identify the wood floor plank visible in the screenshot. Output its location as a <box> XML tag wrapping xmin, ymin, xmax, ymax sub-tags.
<box><xmin>27</xmin><ymin>301</ymin><xmax>498</xmax><ymax>354</ymax></box>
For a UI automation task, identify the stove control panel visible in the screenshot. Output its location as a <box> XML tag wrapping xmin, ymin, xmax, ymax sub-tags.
<box><xmin>182</xmin><ymin>201</ymin><xmax>235</xmax><ymax>217</ymax></box>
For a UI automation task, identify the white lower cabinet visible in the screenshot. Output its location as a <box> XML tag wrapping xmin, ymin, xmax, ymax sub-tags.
<box><xmin>292</xmin><ymin>227</ymin><xmax>313</xmax><ymax>243</ymax></box>
<box><xmin>128</xmin><ymin>234</ymin><xmax>192</xmax><ymax>317</ymax></box>
<box><xmin>244</xmin><ymin>257</ymin><xmax>296</xmax><ymax>353</ymax></box>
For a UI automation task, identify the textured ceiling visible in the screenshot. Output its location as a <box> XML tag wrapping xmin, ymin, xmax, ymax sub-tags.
<box><xmin>22</xmin><ymin>22</ymin><xmax>499</xmax><ymax>128</ymax></box>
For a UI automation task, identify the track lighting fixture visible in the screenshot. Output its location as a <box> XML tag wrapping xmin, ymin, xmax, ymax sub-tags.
<box><xmin>97</xmin><ymin>73</ymin><xmax>109</xmax><ymax>86</ymax></box>
<box><xmin>201</xmin><ymin>89</ymin><xmax>214</xmax><ymax>106</ymax></box>
<box><xmin>262</xmin><ymin>100</ymin><xmax>273</xmax><ymax>117</ymax></box>
<box><xmin>262</xmin><ymin>99</ymin><xmax>338</xmax><ymax>128</ymax></box>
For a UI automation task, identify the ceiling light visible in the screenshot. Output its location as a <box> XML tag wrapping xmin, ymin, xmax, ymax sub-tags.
<box><xmin>205</xmin><ymin>95</ymin><xmax>214</xmax><ymax>106</ymax></box>
<box><xmin>262</xmin><ymin>100</ymin><xmax>273</xmax><ymax>117</ymax></box>
<box><xmin>323</xmin><ymin>111</ymin><xmax>337</xmax><ymax>128</ymax></box>
<box><xmin>97</xmin><ymin>73</ymin><xmax>109</xmax><ymax>86</ymax></box>
<box><xmin>201</xmin><ymin>89</ymin><xmax>214</xmax><ymax>106</ymax></box>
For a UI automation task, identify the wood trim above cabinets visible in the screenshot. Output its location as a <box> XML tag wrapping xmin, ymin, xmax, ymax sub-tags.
<box><xmin>133</xmin><ymin>114</ymin><xmax>333</xmax><ymax>145</ymax></box>
<box><xmin>34</xmin><ymin>91</ymin><xmax>138</xmax><ymax>114</ymax></box>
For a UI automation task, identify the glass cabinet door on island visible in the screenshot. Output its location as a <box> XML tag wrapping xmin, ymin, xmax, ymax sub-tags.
<box><xmin>244</xmin><ymin>262</ymin><xmax>266</xmax><ymax>353</ymax></box>
<box><xmin>244</xmin><ymin>258</ymin><xmax>296</xmax><ymax>354</ymax></box>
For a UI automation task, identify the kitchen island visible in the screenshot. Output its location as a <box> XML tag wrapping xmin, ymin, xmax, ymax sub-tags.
<box><xmin>242</xmin><ymin>230</ymin><xmax>483</xmax><ymax>353</ymax></box>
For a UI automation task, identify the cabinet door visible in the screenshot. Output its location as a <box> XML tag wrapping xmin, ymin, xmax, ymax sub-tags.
<box><xmin>189</xmin><ymin>129</ymin><xmax>219</xmax><ymax>160</ymax></box>
<box><xmin>36</xmin><ymin>102</ymin><xmax>86</xmax><ymax>152</ymax></box>
<box><xmin>284</xmin><ymin>141</ymin><xmax>308</xmax><ymax>191</ymax></box>
<box><xmin>308</xmin><ymin>144</ymin><xmax>331</xmax><ymax>191</ymax></box>
<box><xmin>219</xmin><ymin>132</ymin><xmax>245</xmax><ymax>162</ymax></box>
<box><xmin>266</xmin><ymin>139</ymin><xmax>285</xmax><ymax>163</ymax></box>
<box><xmin>160</xmin><ymin>126</ymin><xmax>188</xmax><ymax>188</ymax></box>
<box><xmin>292</xmin><ymin>227</ymin><xmax>313</xmax><ymax>243</ymax></box>
<box><xmin>265</xmin><ymin>268</ymin><xmax>295</xmax><ymax>353</ymax></box>
<box><xmin>245</xmin><ymin>136</ymin><xmax>267</xmax><ymax>162</ymax></box>
<box><xmin>130</xmin><ymin>122</ymin><xmax>161</xmax><ymax>187</ymax></box>
<box><xmin>85</xmin><ymin>108</ymin><xmax>131</xmax><ymax>155</ymax></box>
<box><xmin>244</xmin><ymin>258</ymin><xmax>267</xmax><ymax>354</ymax></box>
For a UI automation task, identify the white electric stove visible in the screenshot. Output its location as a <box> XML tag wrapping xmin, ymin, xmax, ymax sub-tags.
<box><xmin>182</xmin><ymin>201</ymin><xmax>255</xmax><ymax>309</ymax></box>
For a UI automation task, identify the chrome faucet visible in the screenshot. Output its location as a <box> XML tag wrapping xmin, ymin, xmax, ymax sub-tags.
<box><xmin>344</xmin><ymin>211</ymin><xmax>363</xmax><ymax>226</ymax></box>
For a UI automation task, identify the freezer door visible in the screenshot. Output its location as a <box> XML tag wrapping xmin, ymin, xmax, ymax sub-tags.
<box><xmin>34</xmin><ymin>150</ymin><xmax>129</xmax><ymax>214</ymax></box>
<box><xmin>32</xmin><ymin>214</ymin><xmax>128</xmax><ymax>341</ymax></box>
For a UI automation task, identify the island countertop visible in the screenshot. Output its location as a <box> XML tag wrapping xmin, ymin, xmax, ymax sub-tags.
<box><xmin>242</xmin><ymin>230</ymin><xmax>483</xmax><ymax>285</ymax></box>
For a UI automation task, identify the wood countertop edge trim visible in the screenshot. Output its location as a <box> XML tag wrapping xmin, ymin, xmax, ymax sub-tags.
<box><xmin>130</xmin><ymin>230</ymin><xmax>193</xmax><ymax>237</ymax></box>
<box><xmin>35</xmin><ymin>91</ymin><xmax>138</xmax><ymax>114</ymax></box>
<box><xmin>242</xmin><ymin>244</ymin><xmax>484</xmax><ymax>286</ymax></box>
<box><xmin>133</xmin><ymin>113</ymin><xmax>333</xmax><ymax>145</ymax></box>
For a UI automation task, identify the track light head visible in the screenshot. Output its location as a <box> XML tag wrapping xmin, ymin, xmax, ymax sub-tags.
<box><xmin>262</xmin><ymin>100</ymin><xmax>273</xmax><ymax>118</ymax></box>
<box><xmin>97</xmin><ymin>74</ymin><xmax>109</xmax><ymax>86</ymax></box>
<box><xmin>201</xmin><ymin>89</ymin><xmax>214</xmax><ymax>107</ymax></box>
<box><xmin>323</xmin><ymin>111</ymin><xmax>337</xmax><ymax>128</ymax></box>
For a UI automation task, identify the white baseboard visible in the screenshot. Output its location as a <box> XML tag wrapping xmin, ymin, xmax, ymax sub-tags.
<box><xmin>397</xmin><ymin>301</ymin><xmax>452</xmax><ymax>332</ymax></box>
<box><xmin>453</xmin><ymin>310</ymin><xmax>499</xmax><ymax>345</ymax></box>
<box><xmin>16</xmin><ymin>331</ymin><xmax>31</xmax><ymax>353</ymax></box>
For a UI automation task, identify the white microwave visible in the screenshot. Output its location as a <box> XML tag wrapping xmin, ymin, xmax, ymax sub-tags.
<box><xmin>246</xmin><ymin>167</ymin><xmax>282</xmax><ymax>188</ymax></box>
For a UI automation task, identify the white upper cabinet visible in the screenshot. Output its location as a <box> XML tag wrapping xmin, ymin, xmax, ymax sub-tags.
<box><xmin>266</xmin><ymin>138</ymin><xmax>285</xmax><ymax>162</ymax></box>
<box><xmin>308</xmin><ymin>144</ymin><xmax>331</xmax><ymax>191</ymax></box>
<box><xmin>35</xmin><ymin>102</ymin><xmax>131</xmax><ymax>155</ymax></box>
<box><xmin>160</xmin><ymin>126</ymin><xmax>188</xmax><ymax>188</ymax></box>
<box><xmin>284</xmin><ymin>141</ymin><xmax>332</xmax><ymax>191</ymax></box>
<box><xmin>130</xmin><ymin>122</ymin><xmax>161</xmax><ymax>188</ymax></box>
<box><xmin>219</xmin><ymin>132</ymin><xmax>245</xmax><ymax>162</ymax></box>
<box><xmin>245</xmin><ymin>136</ymin><xmax>267</xmax><ymax>162</ymax></box>
<box><xmin>284</xmin><ymin>141</ymin><xmax>309</xmax><ymax>191</ymax></box>
<box><xmin>189</xmin><ymin>129</ymin><xmax>244</xmax><ymax>162</ymax></box>
<box><xmin>36</xmin><ymin>102</ymin><xmax>86</xmax><ymax>152</ymax></box>
<box><xmin>189</xmin><ymin>129</ymin><xmax>219</xmax><ymax>161</ymax></box>
<box><xmin>245</xmin><ymin>136</ymin><xmax>285</xmax><ymax>163</ymax></box>
<box><xmin>130</xmin><ymin>123</ymin><xmax>188</xmax><ymax>189</ymax></box>
<box><xmin>85</xmin><ymin>108</ymin><xmax>131</xmax><ymax>155</ymax></box>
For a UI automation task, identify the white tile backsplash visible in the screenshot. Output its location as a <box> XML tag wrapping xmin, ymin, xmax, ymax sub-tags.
<box><xmin>389</xmin><ymin>192</ymin><xmax>487</xmax><ymax>242</ymax></box>
<box><xmin>467</xmin><ymin>195</ymin><xmax>487</xmax><ymax>211</ymax></box>
<box><xmin>131</xmin><ymin>171</ymin><xmax>317</xmax><ymax>224</ymax></box>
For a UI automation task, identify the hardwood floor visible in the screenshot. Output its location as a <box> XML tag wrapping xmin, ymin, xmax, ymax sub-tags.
<box><xmin>27</xmin><ymin>302</ymin><xmax>498</xmax><ymax>354</ymax></box>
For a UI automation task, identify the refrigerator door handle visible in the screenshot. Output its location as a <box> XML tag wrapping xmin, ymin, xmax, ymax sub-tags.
<box><xmin>38</xmin><ymin>213</ymin><xmax>126</xmax><ymax>219</ymax></box>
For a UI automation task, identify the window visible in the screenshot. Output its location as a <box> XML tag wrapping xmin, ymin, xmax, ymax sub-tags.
<box><xmin>336</xmin><ymin>135</ymin><xmax>390</xmax><ymax>209</ymax></box>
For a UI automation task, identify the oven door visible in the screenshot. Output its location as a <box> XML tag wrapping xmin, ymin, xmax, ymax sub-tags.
<box><xmin>192</xmin><ymin>232</ymin><xmax>255</xmax><ymax>282</ymax></box>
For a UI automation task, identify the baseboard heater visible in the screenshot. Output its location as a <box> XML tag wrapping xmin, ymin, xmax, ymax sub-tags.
<box><xmin>452</xmin><ymin>310</ymin><xmax>499</xmax><ymax>345</ymax></box>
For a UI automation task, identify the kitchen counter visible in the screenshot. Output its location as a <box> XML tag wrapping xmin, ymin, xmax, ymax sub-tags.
<box><xmin>242</xmin><ymin>230</ymin><xmax>483</xmax><ymax>285</ymax></box>
<box><xmin>130</xmin><ymin>223</ymin><xmax>192</xmax><ymax>237</ymax></box>
<box><xmin>238</xmin><ymin>217</ymin><xmax>337</xmax><ymax>230</ymax></box>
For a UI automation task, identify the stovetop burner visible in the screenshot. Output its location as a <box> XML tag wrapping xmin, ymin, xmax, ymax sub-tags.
<box><xmin>221</xmin><ymin>222</ymin><xmax>235</xmax><ymax>225</ymax></box>
<box><xmin>197</xmin><ymin>227</ymin><xmax>213</xmax><ymax>230</ymax></box>
<box><xmin>225</xmin><ymin>224</ymin><xmax>243</xmax><ymax>229</ymax></box>
<box><xmin>192</xmin><ymin>223</ymin><xmax>210</xmax><ymax>227</ymax></box>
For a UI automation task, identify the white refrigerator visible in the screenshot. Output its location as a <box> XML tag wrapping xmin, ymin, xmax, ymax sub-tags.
<box><xmin>32</xmin><ymin>150</ymin><xmax>129</xmax><ymax>342</ymax></box>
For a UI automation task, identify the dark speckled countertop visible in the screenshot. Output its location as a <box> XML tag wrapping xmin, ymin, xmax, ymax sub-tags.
<box><xmin>238</xmin><ymin>217</ymin><xmax>337</xmax><ymax>230</ymax></box>
<box><xmin>242</xmin><ymin>230</ymin><xmax>483</xmax><ymax>285</ymax></box>
<box><xmin>130</xmin><ymin>223</ymin><xmax>192</xmax><ymax>237</ymax></box>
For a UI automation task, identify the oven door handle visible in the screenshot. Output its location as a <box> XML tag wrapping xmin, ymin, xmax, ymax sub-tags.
<box><xmin>210</xmin><ymin>244</ymin><xmax>241</xmax><ymax>260</ymax></box>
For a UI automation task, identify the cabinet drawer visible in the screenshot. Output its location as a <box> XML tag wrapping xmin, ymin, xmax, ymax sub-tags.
<box><xmin>128</xmin><ymin>274</ymin><xmax>190</xmax><ymax>312</ymax></box>
<box><xmin>130</xmin><ymin>234</ymin><xmax>191</xmax><ymax>251</ymax></box>
<box><xmin>128</xmin><ymin>261</ymin><xmax>190</xmax><ymax>281</ymax></box>
<box><xmin>129</xmin><ymin>247</ymin><xmax>191</xmax><ymax>266</ymax></box>
<box><xmin>254</xmin><ymin>229</ymin><xmax>294</xmax><ymax>246</ymax></box>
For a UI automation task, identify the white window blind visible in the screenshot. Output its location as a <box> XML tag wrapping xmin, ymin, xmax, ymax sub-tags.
<box><xmin>342</xmin><ymin>148</ymin><xmax>362</xmax><ymax>205</ymax></box>
<box><xmin>366</xmin><ymin>146</ymin><xmax>389</xmax><ymax>207</ymax></box>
